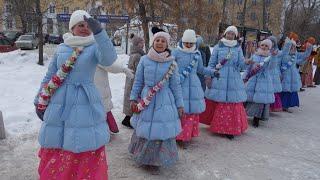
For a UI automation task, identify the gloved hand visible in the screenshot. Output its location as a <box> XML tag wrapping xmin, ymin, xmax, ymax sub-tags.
<box><xmin>130</xmin><ymin>100</ymin><xmax>139</xmax><ymax>113</ymax></box>
<box><xmin>34</xmin><ymin>104</ymin><xmax>44</xmax><ymax>121</ymax></box>
<box><xmin>123</xmin><ymin>68</ymin><xmax>134</xmax><ymax>79</ymax></box>
<box><xmin>178</xmin><ymin>107</ymin><xmax>184</xmax><ymax>119</ymax></box>
<box><xmin>205</xmin><ymin>77</ymin><xmax>212</xmax><ymax>89</ymax></box>
<box><xmin>83</xmin><ymin>15</ymin><xmax>102</xmax><ymax>35</ymax></box>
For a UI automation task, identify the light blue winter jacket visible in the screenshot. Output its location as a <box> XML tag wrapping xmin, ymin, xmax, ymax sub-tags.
<box><xmin>130</xmin><ymin>55</ymin><xmax>184</xmax><ymax>140</ymax></box>
<box><xmin>35</xmin><ymin>30</ymin><xmax>117</xmax><ymax>153</ymax></box>
<box><xmin>172</xmin><ymin>43</ymin><xmax>214</xmax><ymax>114</ymax></box>
<box><xmin>245</xmin><ymin>53</ymin><xmax>277</xmax><ymax>104</ymax></box>
<box><xmin>281</xmin><ymin>44</ymin><xmax>313</xmax><ymax>92</ymax></box>
<box><xmin>269</xmin><ymin>41</ymin><xmax>291</xmax><ymax>93</ymax></box>
<box><xmin>205</xmin><ymin>41</ymin><xmax>248</xmax><ymax>103</ymax></box>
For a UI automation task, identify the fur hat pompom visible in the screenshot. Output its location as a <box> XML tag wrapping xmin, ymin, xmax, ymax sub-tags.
<box><xmin>69</xmin><ymin>10</ymin><xmax>91</xmax><ymax>31</ymax></box>
<box><xmin>182</xmin><ymin>29</ymin><xmax>197</xmax><ymax>43</ymax></box>
<box><xmin>260</xmin><ymin>39</ymin><xmax>273</xmax><ymax>49</ymax></box>
<box><xmin>224</xmin><ymin>26</ymin><xmax>238</xmax><ymax>37</ymax></box>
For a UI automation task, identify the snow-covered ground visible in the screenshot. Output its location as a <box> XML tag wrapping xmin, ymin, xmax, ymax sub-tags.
<box><xmin>0</xmin><ymin>47</ymin><xmax>320</xmax><ymax>180</ymax></box>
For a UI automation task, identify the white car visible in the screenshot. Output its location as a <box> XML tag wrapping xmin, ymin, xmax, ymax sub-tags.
<box><xmin>15</xmin><ymin>35</ymin><xmax>38</xmax><ymax>50</ymax></box>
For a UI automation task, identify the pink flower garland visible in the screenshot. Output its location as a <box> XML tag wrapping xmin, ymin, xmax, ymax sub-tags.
<box><xmin>243</xmin><ymin>56</ymin><xmax>271</xmax><ymax>83</ymax></box>
<box><xmin>37</xmin><ymin>47</ymin><xmax>83</xmax><ymax>111</ymax></box>
<box><xmin>134</xmin><ymin>62</ymin><xmax>177</xmax><ymax>113</ymax></box>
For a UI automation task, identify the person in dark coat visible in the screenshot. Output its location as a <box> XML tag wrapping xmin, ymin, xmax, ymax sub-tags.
<box><xmin>196</xmin><ymin>35</ymin><xmax>211</xmax><ymax>91</ymax></box>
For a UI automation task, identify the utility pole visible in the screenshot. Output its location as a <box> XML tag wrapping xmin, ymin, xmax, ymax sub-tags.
<box><xmin>36</xmin><ymin>0</ymin><xmax>44</xmax><ymax>65</ymax></box>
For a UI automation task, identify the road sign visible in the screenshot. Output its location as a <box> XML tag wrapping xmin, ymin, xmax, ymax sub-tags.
<box><xmin>57</xmin><ymin>14</ymin><xmax>130</xmax><ymax>23</ymax></box>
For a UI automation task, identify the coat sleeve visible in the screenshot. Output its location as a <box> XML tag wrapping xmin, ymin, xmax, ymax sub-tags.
<box><xmin>197</xmin><ymin>53</ymin><xmax>214</xmax><ymax>76</ymax></box>
<box><xmin>296</xmin><ymin>45</ymin><xmax>312</xmax><ymax>65</ymax></box>
<box><xmin>130</xmin><ymin>58</ymin><xmax>144</xmax><ymax>101</ymax></box>
<box><xmin>236</xmin><ymin>46</ymin><xmax>247</xmax><ymax>70</ymax></box>
<box><xmin>277</xmin><ymin>40</ymin><xmax>291</xmax><ymax>58</ymax></box>
<box><xmin>132</xmin><ymin>54</ymin><xmax>142</xmax><ymax>73</ymax></box>
<box><xmin>34</xmin><ymin>53</ymin><xmax>58</xmax><ymax>105</ymax></box>
<box><xmin>97</xmin><ymin>58</ymin><xmax>125</xmax><ymax>74</ymax></box>
<box><xmin>208</xmin><ymin>45</ymin><xmax>219</xmax><ymax>69</ymax></box>
<box><xmin>169</xmin><ymin>62</ymin><xmax>184</xmax><ymax>108</ymax></box>
<box><xmin>94</xmin><ymin>30</ymin><xmax>117</xmax><ymax>66</ymax></box>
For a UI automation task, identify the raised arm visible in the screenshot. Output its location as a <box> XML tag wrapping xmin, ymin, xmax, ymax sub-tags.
<box><xmin>94</xmin><ymin>30</ymin><xmax>117</xmax><ymax>66</ymax></box>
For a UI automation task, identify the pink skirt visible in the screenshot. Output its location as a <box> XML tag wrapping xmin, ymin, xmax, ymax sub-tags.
<box><xmin>200</xmin><ymin>99</ymin><xmax>248</xmax><ymax>135</ymax></box>
<box><xmin>270</xmin><ymin>93</ymin><xmax>283</xmax><ymax>112</ymax></box>
<box><xmin>38</xmin><ymin>146</ymin><xmax>108</xmax><ymax>180</ymax></box>
<box><xmin>176</xmin><ymin>114</ymin><xmax>200</xmax><ymax>141</ymax></box>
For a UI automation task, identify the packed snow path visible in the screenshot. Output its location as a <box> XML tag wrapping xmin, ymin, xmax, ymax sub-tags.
<box><xmin>0</xmin><ymin>49</ymin><xmax>319</xmax><ymax>180</ymax></box>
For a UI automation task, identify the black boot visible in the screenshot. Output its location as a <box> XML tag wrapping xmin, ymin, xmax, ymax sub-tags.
<box><xmin>121</xmin><ymin>116</ymin><xmax>133</xmax><ymax>129</ymax></box>
<box><xmin>253</xmin><ymin>117</ymin><xmax>260</xmax><ymax>128</ymax></box>
<box><xmin>226</xmin><ymin>135</ymin><xmax>234</xmax><ymax>140</ymax></box>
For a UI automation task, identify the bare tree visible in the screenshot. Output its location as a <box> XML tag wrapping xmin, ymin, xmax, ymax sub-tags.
<box><xmin>283</xmin><ymin>0</ymin><xmax>320</xmax><ymax>40</ymax></box>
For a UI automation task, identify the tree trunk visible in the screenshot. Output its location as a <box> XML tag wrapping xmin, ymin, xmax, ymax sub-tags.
<box><xmin>36</xmin><ymin>0</ymin><xmax>44</xmax><ymax>65</ymax></box>
<box><xmin>221</xmin><ymin>0</ymin><xmax>227</xmax><ymax>24</ymax></box>
<box><xmin>137</xmin><ymin>0</ymin><xmax>150</xmax><ymax>51</ymax></box>
<box><xmin>0</xmin><ymin>111</ymin><xmax>5</xmax><ymax>139</ymax></box>
<box><xmin>262</xmin><ymin>0</ymin><xmax>267</xmax><ymax>30</ymax></box>
<box><xmin>240</xmin><ymin>0</ymin><xmax>248</xmax><ymax>27</ymax></box>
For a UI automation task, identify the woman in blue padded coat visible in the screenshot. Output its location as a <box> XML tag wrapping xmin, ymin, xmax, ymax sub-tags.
<box><xmin>244</xmin><ymin>39</ymin><xmax>280</xmax><ymax>127</ymax></box>
<box><xmin>172</xmin><ymin>29</ymin><xmax>214</xmax><ymax>148</ymax></box>
<box><xmin>280</xmin><ymin>32</ymin><xmax>313</xmax><ymax>113</ymax></box>
<box><xmin>128</xmin><ymin>30</ymin><xmax>184</xmax><ymax>174</ymax></box>
<box><xmin>34</xmin><ymin>10</ymin><xmax>117</xmax><ymax>179</ymax></box>
<box><xmin>200</xmin><ymin>26</ymin><xmax>252</xmax><ymax>140</ymax></box>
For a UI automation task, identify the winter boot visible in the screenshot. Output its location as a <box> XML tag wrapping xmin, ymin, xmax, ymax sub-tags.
<box><xmin>226</xmin><ymin>134</ymin><xmax>234</xmax><ymax>140</ymax></box>
<box><xmin>121</xmin><ymin>116</ymin><xmax>133</xmax><ymax>129</ymax></box>
<box><xmin>253</xmin><ymin>117</ymin><xmax>260</xmax><ymax>128</ymax></box>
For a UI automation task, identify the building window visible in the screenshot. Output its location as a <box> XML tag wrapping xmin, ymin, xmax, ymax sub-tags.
<box><xmin>6</xmin><ymin>19</ymin><xmax>13</xmax><ymax>29</ymax></box>
<box><xmin>250</xmin><ymin>12</ymin><xmax>256</xmax><ymax>20</ymax></box>
<box><xmin>49</xmin><ymin>5</ymin><xmax>55</xmax><ymax>13</ymax></box>
<box><xmin>5</xmin><ymin>4</ymin><xmax>12</xmax><ymax>13</ymax></box>
<box><xmin>266</xmin><ymin>0</ymin><xmax>272</xmax><ymax>5</ymax></box>
<box><xmin>63</xmin><ymin>7</ymin><xmax>69</xmax><ymax>13</ymax></box>
<box><xmin>252</xmin><ymin>0</ymin><xmax>257</xmax><ymax>5</ymax></box>
<box><xmin>237</xmin><ymin>12</ymin><xmax>243</xmax><ymax>20</ymax></box>
<box><xmin>237</xmin><ymin>0</ymin><xmax>243</xmax><ymax>5</ymax></box>
<box><xmin>74</xmin><ymin>7</ymin><xmax>80</xmax><ymax>11</ymax></box>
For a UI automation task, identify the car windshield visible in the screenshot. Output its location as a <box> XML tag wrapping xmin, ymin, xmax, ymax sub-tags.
<box><xmin>19</xmin><ymin>35</ymin><xmax>32</xmax><ymax>41</ymax></box>
<box><xmin>5</xmin><ymin>32</ymin><xmax>15</xmax><ymax>38</ymax></box>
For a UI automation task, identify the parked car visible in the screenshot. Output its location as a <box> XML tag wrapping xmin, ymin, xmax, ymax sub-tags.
<box><xmin>48</xmin><ymin>34</ymin><xmax>63</xmax><ymax>44</ymax></box>
<box><xmin>15</xmin><ymin>35</ymin><xmax>38</xmax><ymax>50</ymax></box>
<box><xmin>3</xmin><ymin>31</ymin><xmax>23</xmax><ymax>42</ymax></box>
<box><xmin>0</xmin><ymin>35</ymin><xmax>18</xmax><ymax>53</ymax></box>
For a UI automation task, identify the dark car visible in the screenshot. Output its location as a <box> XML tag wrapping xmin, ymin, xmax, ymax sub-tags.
<box><xmin>0</xmin><ymin>35</ymin><xmax>18</xmax><ymax>53</ymax></box>
<box><xmin>48</xmin><ymin>34</ymin><xmax>63</xmax><ymax>44</ymax></box>
<box><xmin>3</xmin><ymin>31</ymin><xmax>23</xmax><ymax>42</ymax></box>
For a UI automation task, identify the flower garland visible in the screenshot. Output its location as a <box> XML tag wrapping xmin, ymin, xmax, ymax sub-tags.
<box><xmin>243</xmin><ymin>56</ymin><xmax>271</xmax><ymax>83</ymax></box>
<box><xmin>133</xmin><ymin>62</ymin><xmax>177</xmax><ymax>113</ymax></box>
<box><xmin>37</xmin><ymin>47</ymin><xmax>83</xmax><ymax>111</ymax></box>
<box><xmin>280</xmin><ymin>54</ymin><xmax>296</xmax><ymax>72</ymax></box>
<box><xmin>181</xmin><ymin>53</ymin><xmax>200</xmax><ymax>79</ymax></box>
<box><xmin>214</xmin><ymin>50</ymin><xmax>232</xmax><ymax>79</ymax></box>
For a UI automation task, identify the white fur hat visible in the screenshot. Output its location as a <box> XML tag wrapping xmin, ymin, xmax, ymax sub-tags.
<box><xmin>69</xmin><ymin>10</ymin><xmax>91</xmax><ymax>31</ymax></box>
<box><xmin>260</xmin><ymin>39</ymin><xmax>273</xmax><ymax>49</ymax></box>
<box><xmin>224</xmin><ymin>26</ymin><xmax>238</xmax><ymax>37</ymax></box>
<box><xmin>153</xmin><ymin>31</ymin><xmax>171</xmax><ymax>45</ymax></box>
<box><xmin>182</xmin><ymin>29</ymin><xmax>197</xmax><ymax>43</ymax></box>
